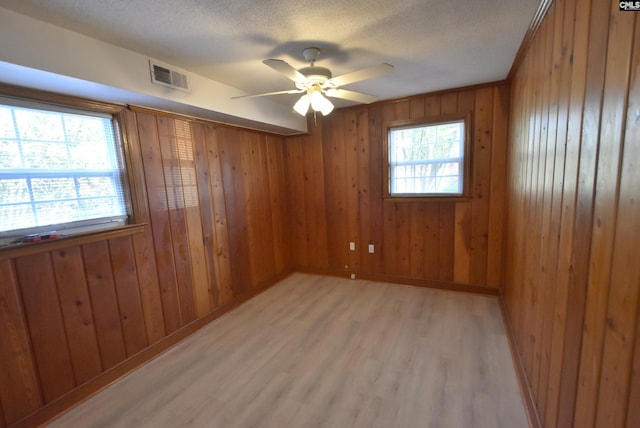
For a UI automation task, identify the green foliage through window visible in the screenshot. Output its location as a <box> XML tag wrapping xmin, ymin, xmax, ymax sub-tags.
<box><xmin>388</xmin><ymin>119</ymin><xmax>465</xmax><ymax>196</ymax></box>
<box><xmin>0</xmin><ymin>99</ymin><xmax>128</xmax><ymax>236</ymax></box>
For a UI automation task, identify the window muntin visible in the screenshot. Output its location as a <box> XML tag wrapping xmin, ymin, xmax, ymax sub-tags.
<box><xmin>387</xmin><ymin>118</ymin><xmax>466</xmax><ymax>196</ymax></box>
<box><xmin>0</xmin><ymin>98</ymin><xmax>128</xmax><ymax>238</ymax></box>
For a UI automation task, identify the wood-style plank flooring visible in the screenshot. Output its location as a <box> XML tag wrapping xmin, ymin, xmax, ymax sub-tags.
<box><xmin>48</xmin><ymin>274</ymin><xmax>528</xmax><ymax>427</ymax></box>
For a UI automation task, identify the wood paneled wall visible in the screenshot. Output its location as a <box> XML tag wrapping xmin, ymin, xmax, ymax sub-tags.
<box><xmin>285</xmin><ymin>84</ymin><xmax>509</xmax><ymax>291</ymax></box>
<box><xmin>0</xmin><ymin>108</ymin><xmax>292</xmax><ymax>427</ymax></box>
<box><xmin>503</xmin><ymin>0</ymin><xmax>639</xmax><ymax>426</ymax></box>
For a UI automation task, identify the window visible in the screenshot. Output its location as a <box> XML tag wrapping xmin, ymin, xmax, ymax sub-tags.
<box><xmin>0</xmin><ymin>97</ymin><xmax>129</xmax><ymax>240</ymax></box>
<box><xmin>386</xmin><ymin>117</ymin><xmax>469</xmax><ymax>197</ymax></box>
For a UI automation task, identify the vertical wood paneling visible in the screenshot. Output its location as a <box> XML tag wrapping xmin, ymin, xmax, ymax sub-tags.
<box><xmin>157</xmin><ymin>117</ymin><xmax>197</xmax><ymax>324</ymax></box>
<box><xmin>469</xmin><ymin>87</ymin><xmax>493</xmax><ymax>286</ymax></box>
<box><xmin>455</xmin><ymin>89</ymin><xmax>477</xmax><ymax>283</ymax></box>
<box><xmin>421</xmin><ymin>204</ymin><xmax>439</xmax><ymax>278</ymax></box>
<box><xmin>219</xmin><ymin>127</ymin><xmax>252</xmax><ymax>294</ymax></box>
<box><xmin>286</xmin><ymin>84</ymin><xmax>507</xmax><ymax>291</ymax></box>
<box><xmin>589</xmin><ymin>4</ymin><xmax>636</xmax><ymax>426</ymax></box>
<box><xmin>191</xmin><ymin>122</ymin><xmax>220</xmax><ymax>309</ymax></box>
<box><xmin>14</xmin><ymin>253</ymin><xmax>75</xmax><ymax>402</ymax></box>
<box><xmin>542</xmin><ymin>0</ymin><xmax>588</xmax><ymax>423</ymax></box>
<box><xmin>323</xmin><ymin>114</ymin><xmax>349</xmax><ymax>272</ymax></box>
<box><xmin>51</xmin><ymin>246</ymin><xmax>102</xmax><ymax>384</ymax></box>
<box><xmin>504</xmin><ymin>0</ymin><xmax>640</xmax><ymax>426</ymax></box>
<box><xmin>130</xmin><ymin>228</ymin><xmax>166</xmax><ymax>343</ymax></box>
<box><xmin>394</xmin><ymin>203</ymin><xmax>412</xmax><ymax>275</ymax></box>
<box><xmin>286</xmin><ymin>137</ymin><xmax>308</xmax><ymax>268</ymax></box>
<box><xmin>121</xmin><ymin>110</ymin><xmax>167</xmax><ymax>345</ymax></box>
<box><xmin>309</xmin><ymin>121</ymin><xmax>329</xmax><ymax>270</ymax></box>
<box><xmin>0</xmin><ymin>102</ymin><xmax>293</xmax><ymax>425</ymax></box>
<box><xmin>0</xmin><ymin>259</ymin><xmax>42</xmax><ymax>424</ymax></box>
<box><xmin>356</xmin><ymin>108</ymin><xmax>373</xmax><ymax>272</ymax></box>
<box><xmin>486</xmin><ymin>86</ymin><xmax>509</xmax><ymax>287</ymax></box>
<box><xmin>82</xmin><ymin>240</ymin><xmax>127</xmax><ymax>370</ymax></box>
<box><xmin>241</xmin><ymin>133</ymin><xmax>260</xmax><ymax>285</ymax></box>
<box><xmin>534</xmin><ymin>0</ymin><xmax>574</xmax><ymax>417</ymax></box>
<box><xmin>196</xmin><ymin>123</ymin><xmax>234</xmax><ymax>305</ymax></box>
<box><xmin>174</xmin><ymin>120</ymin><xmax>210</xmax><ymax>318</ymax></box>
<box><xmin>367</xmin><ymin>105</ymin><xmax>385</xmax><ymax>274</ymax></box>
<box><xmin>453</xmin><ymin>201</ymin><xmax>471</xmax><ymax>283</ymax></box>
<box><xmin>437</xmin><ymin>202</ymin><xmax>455</xmax><ymax>282</ymax></box>
<box><xmin>108</xmin><ymin>236</ymin><xmax>148</xmax><ymax>356</ymax></box>
<box><xmin>409</xmin><ymin>204</ymin><xmax>426</xmax><ymax>278</ymax></box>
<box><xmin>266</xmin><ymin>135</ymin><xmax>288</xmax><ymax>274</ymax></box>
<box><xmin>136</xmin><ymin>112</ymin><xmax>183</xmax><ymax>333</ymax></box>
<box><xmin>622</xmin><ymin>18</ymin><xmax>640</xmax><ymax>427</ymax></box>
<box><xmin>554</xmin><ymin>0</ymin><xmax>611</xmax><ymax>423</ymax></box>
<box><xmin>246</xmin><ymin>133</ymin><xmax>276</xmax><ymax>285</ymax></box>
<box><xmin>345</xmin><ymin>110</ymin><xmax>361</xmax><ymax>273</ymax></box>
<box><xmin>527</xmin><ymin>6</ymin><xmax>554</xmax><ymax>403</ymax></box>
<box><xmin>440</xmin><ymin>93</ymin><xmax>456</xmax><ymax>114</ymax></box>
<box><xmin>266</xmin><ymin>136</ymin><xmax>291</xmax><ymax>272</ymax></box>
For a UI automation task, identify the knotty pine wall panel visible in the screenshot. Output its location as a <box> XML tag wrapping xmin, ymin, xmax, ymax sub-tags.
<box><xmin>285</xmin><ymin>83</ymin><xmax>509</xmax><ymax>291</ymax></box>
<box><xmin>0</xmin><ymin>107</ymin><xmax>292</xmax><ymax>426</ymax></box>
<box><xmin>503</xmin><ymin>0</ymin><xmax>639</xmax><ymax>426</ymax></box>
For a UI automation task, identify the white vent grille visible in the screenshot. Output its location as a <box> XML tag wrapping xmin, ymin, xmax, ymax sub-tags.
<box><xmin>149</xmin><ymin>60</ymin><xmax>190</xmax><ymax>93</ymax></box>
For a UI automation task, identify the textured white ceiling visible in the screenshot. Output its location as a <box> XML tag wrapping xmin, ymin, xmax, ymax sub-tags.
<box><xmin>0</xmin><ymin>0</ymin><xmax>540</xmax><ymax>110</ymax></box>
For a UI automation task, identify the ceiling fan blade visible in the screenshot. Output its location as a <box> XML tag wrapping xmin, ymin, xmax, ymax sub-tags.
<box><xmin>263</xmin><ymin>59</ymin><xmax>309</xmax><ymax>83</ymax></box>
<box><xmin>231</xmin><ymin>89</ymin><xmax>304</xmax><ymax>99</ymax></box>
<box><xmin>328</xmin><ymin>63</ymin><xmax>394</xmax><ymax>87</ymax></box>
<box><xmin>325</xmin><ymin>89</ymin><xmax>379</xmax><ymax>104</ymax></box>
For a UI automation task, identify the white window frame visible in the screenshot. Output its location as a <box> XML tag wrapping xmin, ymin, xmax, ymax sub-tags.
<box><xmin>0</xmin><ymin>96</ymin><xmax>131</xmax><ymax>244</ymax></box>
<box><xmin>384</xmin><ymin>114</ymin><xmax>471</xmax><ymax>199</ymax></box>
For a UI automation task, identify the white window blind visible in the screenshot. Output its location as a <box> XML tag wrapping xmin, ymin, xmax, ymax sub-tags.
<box><xmin>0</xmin><ymin>98</ymin><xmax>128</xmax><ymax>238</ymax></box>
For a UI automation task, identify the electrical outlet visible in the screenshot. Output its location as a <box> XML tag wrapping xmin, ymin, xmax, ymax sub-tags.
<box><xmin>350</xmin><ymin>273</ymin><xmax>356</xmax><ymax>280</ymax></box>
<box><xmin>368</xmin><ymin>244</ymin><xmax>375</xmax><ymax>253</ymax></box>
<box><xmin>349</xmin><ymin>242</ymin><xmax>355</xmax><ymax>251</ymax></box>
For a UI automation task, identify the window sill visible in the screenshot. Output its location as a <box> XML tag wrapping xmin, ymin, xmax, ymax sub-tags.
<box><xmin>0</xmin><ymin>223</ymin><xmax>147</xmax><ymax>261</ymax></box>
<box><xmin>383</xmin><ymin>195</ymin><xmax>472</xmax><ymax>203</ymax></box>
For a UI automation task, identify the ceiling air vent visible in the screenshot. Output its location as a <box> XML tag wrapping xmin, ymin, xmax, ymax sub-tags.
<box><xmin>149</xmin><ymin>60</ymin><xmax>190</xmax><ymax>93</ymax></box>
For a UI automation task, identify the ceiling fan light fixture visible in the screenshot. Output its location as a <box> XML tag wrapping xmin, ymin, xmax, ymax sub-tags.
<box><xmin>236</xmin><ymin>48</ymin><xmax>394</xmax><ymax>118</ymax></box>
<box><xmin>319</xmin><ymin>97</ymin><xmax>334</xmax><ymax>116</ymax></box>
<box><xmin>310</xmin><ymin>90</ymin><xmax>334</xmax><ymax>116</ymax></box>
<box><xmin>293</xmin><ymin>94</ymin><xmax>311</xmax><ymax>116</ymax></box>
<box><xmin>310</xmin><ymin>90</ymin><xmax>324</xmax><ymax>110</ymax></box>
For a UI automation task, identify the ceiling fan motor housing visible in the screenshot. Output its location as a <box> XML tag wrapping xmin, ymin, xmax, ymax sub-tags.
<box><xmin>298</xmin><ymin>66</ymin><xmax>332</xmax><ymax>83</ymax></box>
<box><xmin>299</xmin><ymin>47</ymin><xmax>332</xmax><ymax>85</ymax></box>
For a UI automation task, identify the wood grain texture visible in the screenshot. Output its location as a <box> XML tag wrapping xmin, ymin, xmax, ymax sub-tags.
<box><xmin>120</xmin><ymin>110</ymin><xmax>167</xmax><ymax>345</ymax></box>
<box><xmin>108</xmin><ymin>236</ymin><xmax>148</xmax><ymax>357</ymax></box>
<box><xmin>589</xmin><ymin>5</ymin><xmax>637</xmax><ymax>427</ymax></box>
<box><xmin>0</xmin><ymin>260</ymin><xmax>42</xmax><ymax>424</ymax></box>
<box><xmin>622</xmin><ymin>17</ymin><xmax>640</xmax><ymax>428</ymax></box>
<box><xmin>157</xmin><ymin>116</ymin><xmax>197</xmax><ymax>325</ymax></box>
<box><xmin>219</xmin><ymin>127</ymin><xmax>252</xmax><ymax>294</ymax></box>
<box><xmin>82</xmin><ymin>240</ymin><xmax>127</xmax><ymax>370</ymax></box>
<box><xmin>192</xmin><ymin>123</ymin><xmax>233</xmax><ymax>306</ymax></box>
<box><xmin>48</xmin><ymin>274</ymin><xmax>528</xmax><ymax>428</ymax></box>
<box><xmin>0</xmin><ymin>105</ymin><xmax>292</xmax><ymax>425</ymax></box>
<box><xmin>136</xmin><ymin>112</ymin><xmax>183</xmax><ymax>333</ymax></box>
<box><xmin>51</xmin><ymin>246</ymin><xmax>103</xmax><ymax>384</ymax></box>
<box><xmin>14</xmin><ymin>253</ymin><xmax>76</xmax><ymax>402</ymax></box>
<box><xmin>503</xmin><ymin>0</ymin><xmax>640</xmax><ymax>426</ymax></box>
<box><xmin>285</xmin><ymin>84</ymin><xmax>509</xmax><ymax>290</ymax></box>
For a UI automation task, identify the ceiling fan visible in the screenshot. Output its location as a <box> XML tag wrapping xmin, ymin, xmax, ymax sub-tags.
<box><xmin>233</xmin><ymin>47</ymin><xmax>394</xmax><ymax>116</ymax></box>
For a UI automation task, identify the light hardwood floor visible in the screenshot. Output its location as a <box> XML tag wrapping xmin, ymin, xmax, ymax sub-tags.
<box><xmin>48</xmin><ymin>273</ymin><xmax>528</xmax><ymax>427</ymax></box>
